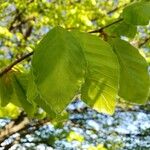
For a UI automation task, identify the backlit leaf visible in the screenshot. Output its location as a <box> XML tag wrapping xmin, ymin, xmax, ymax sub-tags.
<box><xmin>0</xmin><ymin>73</ymin><xmax>13</xmax><ymax>106</ymax></box>
<box><xmin>27</xmin><ymin>71</ymin><xmax>59</xmax><ymax>119</ymax></box>
<box><xmin>72</xmin><ymin>31</ymin><xmax>119</xmax><ymax>114</ymax></box>
<box><xmin>11</xmin><ymin>73</ymin><xmax>35</xmax><ymax>116</ymax></box>
<box><xmin>105</xmin><ymin>20</ymin><xmax>136</xmax><ymax>38</ymax></box>
<box><xmin>109</xmin><ymin>38</ymin><xmax>149</xmax><ymax>104</ymax></box>
<box><xmin>123</xmin><ymin>2</ymin><xmax>150</xmax><ymax>25</ymax></box>
<box><xmin>32</xmin><ymin>27</ymin><xmax>86</xmax><ymax>114</ymax></box>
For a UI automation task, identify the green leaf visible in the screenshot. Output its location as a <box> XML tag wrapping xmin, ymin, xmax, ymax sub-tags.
<box><xmin>32</xmin><ymin>27</ymin><xmax>86</xmax><ymax>114</ymax></box>
<box><xmin>35</xmin><ymin>95</ymin><xmax>57</xmax><ymax>118</ymax></box>
<box><xmin>11</xmin><ymin>73</ymin><xmax>35</xmax><ymax>116</ymax></box>
<box><xmin>123</xmin><ymin>2</ymin><xmax>150</xmax><ymax>25</ymax></box>
<box><xmin>109</xmin><ymin>38</ymin><xmax>149</xmax><ymax>104</ymax></box>
<box><xmin>141</xmin><ymin>0</ymin><xmax>150</xmax><ymax>2</ymax></box>
<box><xmin>72</xmin><ymin>31</ymin><xmax>119</xmax><ymax>114</ymax></box>
<box><xmin>0</xmin><ymin>71</ymin><xmax>36</xmax><ymax>116</ymax></box>
<box><xmin>27</xmin><ymin>71</ymin><xmax>58</xmax><ymax>119</ymax></box>
<box><xmin>110</xmin><ymin>21</ymin><xmax>137</xmax><ymax>38</ymax></box>
<box><xmin>0</xmin><ymin>74</ymin><xmax>13</xmax><ymax>106</ymax></box>
<box><xmin>27</xmin><ymin>71</ymin><xmax>38</xmax><ymax>105</ymax></box>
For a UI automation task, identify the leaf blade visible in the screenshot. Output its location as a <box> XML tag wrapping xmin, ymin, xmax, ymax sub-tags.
<box><xmin>72</xmin><ymin>31</ymin><xmax>119</xmax><ymax>114</ymax></box>
<box><xmin>32</xmin><ymin>27</ymin><xmax>86</xmax><ymax>114</ymax></box>
<box><xmin>123</xmin><ymin>2</ymin><xmax>150</xmax><ymax>25</ymax></box>
<box><xmin>110</xmin><ymin>38</ymin><xmax>149</xmax><ymax>104</ymax></box>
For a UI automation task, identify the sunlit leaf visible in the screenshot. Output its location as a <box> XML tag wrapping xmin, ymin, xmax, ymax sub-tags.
<box><xmin>106</xmin><ymin>21</ymin><xmax>137</xmax><ymax>38</ymax></box>
<box><xmin>0</xmin><ymin>73</ymin><xmax>13</xmax><ymax>106</ymax></box>
<box><xmin>11</xmin><ymin>73</ymin><xmax>35</xmax><ymax>116</ymax></box>
<box><xmin>27</xmin><ymin>71</ymin><xmax>60</xmax><ymax>119</ymax></box>
<box><xmin>0</xmin><ymin>103</ymin><xmax>20</xmax><ymax>119</ymax></box>
<box><xmin>32</xmin><ymin>27</ymin><xmax>86</xmax><ymax>114</ymax></box>
<box><xmin>72</xmin><ymin>31</ymin><xmax>119</xmax><ymax>114</ymax></box>
<box><xmin>109</xmin><ymin>38</ymin><xmax>149</xmax><ymax>104</ymax></box>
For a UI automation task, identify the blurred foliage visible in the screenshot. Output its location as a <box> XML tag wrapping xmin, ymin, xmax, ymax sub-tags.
<box><xmin>0</xmin><ymin>103</ymin><xmax>20</xmax><ymax>119</ymax></box>
<box><xmin>67</xmin><ymin>131</ymin><xmax>84</xmax><ymax>142</ymax></box>
<box><xmin>87</xmin><ymin>144</ymin><xmax>107</xmax><ymax>150</ymax></box>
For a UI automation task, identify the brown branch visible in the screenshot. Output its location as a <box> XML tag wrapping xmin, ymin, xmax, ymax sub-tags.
<box><xmin>0</xmin><ymin>17</ymin><xmax>123</xmax><ymax>78</ymax></box>
<box><xmin>1</xmin><ymin>119</ymin><xmax>50</xmax><ymax>150</ymax></box>
<box><xmin>107</xmin><ymin>3</ymin><xmax>128</xmax><ymax>15</ymax></box>
<box><xmin>89</xmin><ymin>18</ymin><xmax>123</xmax><ymax>33</ymax></box>
<box><xmin>0</xmin><ymin>112</ymin><xmax>26</xmax><ymax>132</ymax></box>
<box><xmin>90</xmin><ymin>2</ymin><xmax>129</xmax><ymax>23</ymax></box>
<box><xmin>10</xmin><ymin>17</ymin><xmax>35</xmax><ymax>31</ymax></box>
<box><xmin>24</xmin><ymin>25</ymin><xmax>33</xmax><ymax>40</ymax></box>
<box><xmin>8</xmin><ymin>9</ymin><xmax>22</xmax><ymax>31</ymax></box>
<box><xmin>0</xmin><ymin>112</ymin><xmax>27</xmax><ymax>143</ymax></box>
<box><xmin>0</xmin><ymin>51</ymin><xmax>33</xmax><ymax>77</ymax></box>
<box><xmin>0</xmin><ymin>117</ymin><xmax>29</xmax><ymax>142</ymax></box>
<box><xmin>8</xmin><ymin>0</ymin><xmax>35</xmax><ymax>31</ymax></box>
<box><xmin>138</xmin><ymin>37</ymin><xmax>150</xmax><ymax>48</ymax></box>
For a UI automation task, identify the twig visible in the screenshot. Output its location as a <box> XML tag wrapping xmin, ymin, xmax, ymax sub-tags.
<box><xmin>10</xmin><ymin>17</ymin><xmax>35</xmax><ymax>31</ymax></box>
<box><xmin>1</xmin><ymin>118</ymin><xmax>50</xmax><ymax>150</ymax></box>
<box><xmin>8</xmin><ymin>0</ymin><xmax>35</xmax><ymax>31</ymax></box>
<box><xmin>107</xmin><ymin>3</ymin><xmax>128</xmax><ymax>15</ymax></box>
<box><xmin>138</xmin><ymin>37</ymin><xmax>150</xmax><ymax>48</ymax></box>
<box><xmin>0</xmin><ymin>51</ymin><xmax>33</xmax><ymax>77</ymax></box>
<box><xmin>0</xmin><ymin>117</ymin><xmax>29</xmax><ymax>142</ymax></box>
<box><xmin>89</xmin><ymin>18</ymin><xmax>123</xmax><ymax>33</ymax></box>
<box><xmin>0</xmin><ymin>18</ymin><xmax>124</xmax><ymax>77</ymax></box>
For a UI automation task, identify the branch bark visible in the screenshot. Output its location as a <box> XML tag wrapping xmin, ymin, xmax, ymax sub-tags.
<box><xmin>89</xmin><ymin>18</ymin><xmax>123</xmax><ymax>33</ymax></box>
<box><xmin>0</xmin><ymin>117</ymin><xmax>29</xmax><ymax>143</ymax></box>
<box><xmin>0</xmin><ymin>118</ymin><xmax>50</xmax><ymax>149</ymax></box>
<box><xmin>107</xmin><ymin>3</ymin><xmax>128</xmax><ymax>15</ymax></box>
<box><xmin>0</xmin><ymin>51</ymin><xmax>33</xmax><ymax>77</ymax></box>
<box><xmin>138</xmin><ymin>37</ymin><xmax>150</xmax><ymax>48</ymax></box>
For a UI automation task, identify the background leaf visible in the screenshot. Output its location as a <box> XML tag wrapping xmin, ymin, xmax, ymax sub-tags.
<box><xmin>106</xmin><ymin>21</ymin><xmax>137</xmax><ymax>38</ymax></box>
<box><xmin>11</xmin><ymin>73</ymin><xmax>35</xmax><ymax>116</ymax></box>
<box><xmin>109</xmin><ymin>38</ymin><xmax>149</xmax><ymax>104</ymax></box>
<box><xmin>123</xmin><ymin>2</ymin><xmax>150</xmax><ymax>25</ymax></box>
<box><xmin>0</xmin><ymin>73</ymin><xmax>14</xmax><ymax>106</ymax></box>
